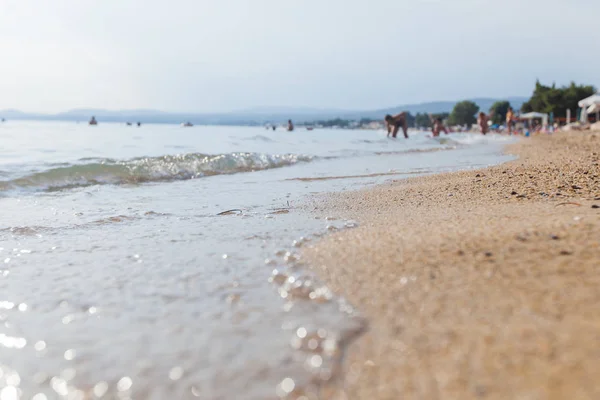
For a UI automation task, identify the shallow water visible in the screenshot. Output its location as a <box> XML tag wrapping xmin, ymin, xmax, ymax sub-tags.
<box><xmin>0</xmin><ymin>121</ymin><xmax>514</xmax><ymax>399</ymax></box>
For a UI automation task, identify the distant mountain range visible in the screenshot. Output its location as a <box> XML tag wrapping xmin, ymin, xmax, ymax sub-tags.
<box><xmin>0</xmin><ymin>97</ymin><xmax>528</xmax><ymax>125</ymax></box>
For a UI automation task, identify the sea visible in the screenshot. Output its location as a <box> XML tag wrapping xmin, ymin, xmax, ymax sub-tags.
<box><xmin>0</xmin><ymin>121</ymin><xmax>515</xmax><ymax>400</ymax></box>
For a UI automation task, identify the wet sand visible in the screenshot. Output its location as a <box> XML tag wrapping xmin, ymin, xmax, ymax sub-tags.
<box><xmin>302</xmin><ymin>132</ymin><xmax>600</xmax><ymax>399</ymax></box>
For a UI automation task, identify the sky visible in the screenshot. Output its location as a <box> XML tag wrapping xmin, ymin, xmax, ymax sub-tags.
<box><xmin>0</xmin><ymin>0</ymin><xmax>598</xmax><ymax>113</ymax></box>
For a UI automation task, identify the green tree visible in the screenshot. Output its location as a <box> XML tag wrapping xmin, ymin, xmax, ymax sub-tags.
<box><xmin>415</xmin><ymin>113</ymin><xmax>431</xmax><ymax>128</ymax></box>
<box><xmin>521</xmin><ymin>80</ymin><xmax>596</xmax><ymax>117</ymax></box>
<box><xmin>316</xmin><ymin>118</ymin><xmax>352</xmax><ymax>128</ymax></box>
<box><xmin>449</xmin><ymin>101</ymin><xmax>479</xmax><ymax>126</ymax></box>
<box><xmin>404</xmin><ymin>112</ymin><xmax>415</xmax><ymax>128</ymax></box>
<box><xmin>489</xmin><ymin>101</ymin><xmax>511</xmax><ymax>125</ymax></box>
<box><xmin>415</xmin><ymin>112</ymin><xmax>449</xmax><ymax>129</ymax></box>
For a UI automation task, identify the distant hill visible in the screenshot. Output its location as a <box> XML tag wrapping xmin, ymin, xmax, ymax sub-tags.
<box><xmin>0</xmin><ymin>97</ymin><xmax>528</xmax><ymax>125</ymax></box>
<box><xmin>0</xmin><ymin>109</ymin><xmax>44</xmax><ymax>119</ymax></box>
<box><xmin>233</xmin><ymin>106</ymin><xmax>350</xmax><ymax>115</ymax></box>
<box><xmin>57</xmin><ymin>109</ymin><xmax>170</xmax><ymax>118</ymax></box>
<box><xmin>338</xmin><ymin>97</ymin><xmax>528</xmax><ymax>120</ymax></box>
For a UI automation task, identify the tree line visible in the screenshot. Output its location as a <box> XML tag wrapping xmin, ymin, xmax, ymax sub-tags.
<box><xmin>310</xmin><ymin>81</ymin><xmax>596</xmax><ymax>129</ymax></box>
<box><xmin>445</xmin><ymin>81</ymin><xmax>596</xmax><ymax>127</ymax></box>
<box><xmin>520</xmin><ymin>81</ymin><xmax>596</xmax><ymax>118</ymax></box>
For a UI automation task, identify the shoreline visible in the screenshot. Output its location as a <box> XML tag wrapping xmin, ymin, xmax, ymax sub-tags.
<box><xmin>302</xmin><ymin>131</ymin><xmax>600</xmax><ymax>399</ymax></box>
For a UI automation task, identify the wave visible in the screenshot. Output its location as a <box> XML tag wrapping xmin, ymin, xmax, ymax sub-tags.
<box><xmin>374</xmin><ymin>145</ymin><xmax>458</xmax><ymax>156</ymax></box>
<box><xmin>443</xmin><ymin>133</ymin><xmax>517</xmax><ymax>146</ymax></box>
<box><xmin>242</xmin><ymin>135</ymin><xmax>276</xmax><ymax>142</ymax></box>
<box><xmin>0</xmin><ymin>152</ymin><xmax>314</xmax><ymax>192</ymax></box>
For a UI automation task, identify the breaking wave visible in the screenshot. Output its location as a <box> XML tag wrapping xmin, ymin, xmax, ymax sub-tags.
<box><xmin>0</xmin><ymin>152</ymin><xmax>314</xmax><ymax>192</ymax></box>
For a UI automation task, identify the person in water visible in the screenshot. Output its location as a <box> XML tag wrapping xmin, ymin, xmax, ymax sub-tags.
<box><xmin>287</xmin><ymin>120</ymin><xmax>294</xmax><ymax>132</ymax></box>
<box><xmin>478</xmin><ymin>111</ymin><xmax>490</xmax><ymax>135</ymax></box>
<box><xmin>89</xmin><ymin>116</ymin><xmax>98</xmax><ymax>125</ymax></box>
<box><xmin>384</xmin><ymin>112</ymin><xmax>408</xmax><ymax>138</ymax></box>
<box><xmin>429</xmin><ymin>114</ymin><xmax>448</xmax><ymax>137</ymax></box>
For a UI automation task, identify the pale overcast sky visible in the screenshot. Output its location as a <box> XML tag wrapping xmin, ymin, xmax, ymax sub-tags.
<box><xmin>0</xmin><ymin>0</ymin><xmax>598</xmax><ymax>113</ymax></box>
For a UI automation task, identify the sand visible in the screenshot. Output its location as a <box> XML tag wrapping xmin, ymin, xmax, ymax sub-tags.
<box><xmin>302</xmin><ymin>131</ymin><xmax>600</xmax><ymax>400</ymax></box>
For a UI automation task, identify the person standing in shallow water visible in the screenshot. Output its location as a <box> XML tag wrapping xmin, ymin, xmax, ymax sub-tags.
<box><xmin>384</xmin><ymin>112</ymin><xmax>408</xmax><ymax>138</ymax></box>
<box><xmin>478</xmin><ymin>111</ymin><xmax>492</xmax><ymax>135</ymax></box>
<box><xmin>429</xmin><ymin>114</ymin><xmax>448</xmax><ymax>137</ymax></box>
<box><xmin>287</xmin><ymin>120</ymin><xmax>294</xmax><ymax>132</ymax></box>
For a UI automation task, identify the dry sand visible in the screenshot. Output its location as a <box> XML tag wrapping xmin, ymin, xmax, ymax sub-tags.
<box><xmin>302</xmin><ymin>131</ymin><xmax>600</xmax><ymax>400</ymax></box>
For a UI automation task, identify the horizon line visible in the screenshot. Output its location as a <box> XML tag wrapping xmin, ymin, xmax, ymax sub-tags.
<box><xmin>0</xmin><ymin>96</ymin><xmax>529</xmax><ymax>116</ymax></box>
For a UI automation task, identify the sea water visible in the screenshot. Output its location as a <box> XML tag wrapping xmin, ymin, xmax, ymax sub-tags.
<box><xmin>0</xmin><ymin>121</ymin><xmax>514</xmax><ymax>399</ymax></box>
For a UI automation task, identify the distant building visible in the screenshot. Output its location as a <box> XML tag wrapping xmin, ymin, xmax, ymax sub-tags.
<box><xmin>363</xmin><ymin>121</ymin><xmax>385</xmax><ymax>130</ymax></box>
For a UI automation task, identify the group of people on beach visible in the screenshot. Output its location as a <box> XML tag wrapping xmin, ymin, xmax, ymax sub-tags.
<box><xmin>385</xmin><ymin>107</ymin><xmax>517</xmax><ymax>139</ymax></box>
<box><xmin>477</xmin><ymin>107</ymin><xmax>516</xmax><ymax>135</ymax></box>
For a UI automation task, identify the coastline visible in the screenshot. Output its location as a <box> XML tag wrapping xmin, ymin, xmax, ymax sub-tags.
<box><xmin>302</xmin><ymin>131</ymin><xmax>600</xmax><ymax>399</ymax></box>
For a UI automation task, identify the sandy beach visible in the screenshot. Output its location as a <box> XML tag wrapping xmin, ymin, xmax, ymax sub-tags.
<box><xmin>303</xmin><ymin>131</ymin><xmax>600</xmax><ymax>399</ymax></box>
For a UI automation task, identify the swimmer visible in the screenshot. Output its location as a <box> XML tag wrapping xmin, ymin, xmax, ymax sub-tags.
<box><xmin>287</xmin><ymin>119</ymin><xmax>294</xmax><ymax>132</ymax></box>
<box><xmin>384</xmin><ymin>112</ymin><xmax>408</xmax><ymax>139</ymax></box>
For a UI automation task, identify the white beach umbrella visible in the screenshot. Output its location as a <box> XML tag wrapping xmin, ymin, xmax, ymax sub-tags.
<box><xmin>586</xmin><ymin>103</ymin><xmax>600</xmax><ymax>114</ymax></box>
<box><xmin>520</xmin><ymin>112</ymin><xmax>549</xmax><ymax>128</ymax></box>
<box><xmin>578</xmin><ymin>94</ymin><xmax>600</xmax><ymax>108</ymax></box>
<box><xmin>578</xmin><ymin>94</ymin><xmax>600</xmax><ymax>123</ymax></box>
<box><xmin>520</xmin><ymin>112</ymin><xmax>547</xmax><ymax>119</ymax></box>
